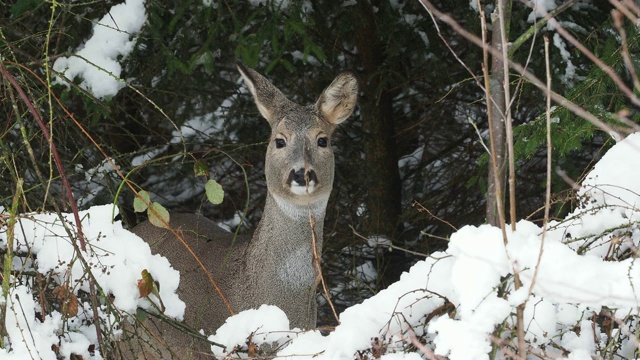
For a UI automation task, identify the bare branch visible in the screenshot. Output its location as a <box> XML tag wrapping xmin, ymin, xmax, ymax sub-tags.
<box><xmin>418</xmin><ymin>0</ymin><xmax>638</xmax><ymax>137</ymax></box>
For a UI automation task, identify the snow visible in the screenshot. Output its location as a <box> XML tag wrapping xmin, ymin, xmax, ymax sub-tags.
<box><xmin>578</xmin><ymin>135</ymin><xmax>640</xmax><ymax>211</ymax></box>
<box><xmin>0</xmin><ymin>205</ymin><xmax>184</xmax><ymax>359</ymax></box>
<box><xmin>8</xmin><ymin>206</ymin><xmax>182</xmax><ymax>319</ymax></box>
<box><xmin>249</xmin><ymin>0</ymin><xmax>289</xmax><ymax>8</ymax></box>
<box><xmin>209</xmin><ymin>305</ymin><xmax>292</xmax><ymax>358</ymax></box>
<box><xmin>527</xmin><ymin>0</ymin><xmax>558</xmax><ymax>22</ymax></box>
<box><xmin>398</xmin><ymin>144</ymin><xmax>424</xmax><ymax>175</ymax></box>
<box><xmin>4</xmin><ymin>129</ymin><xmax>640</xmax><ymax>358</ymax></box>
<box><xmin>202</xmin><ymin>0</ymin><xmax>218</xmax><ymax>8</ymax></box>
<box><xmin>4</xmin><ymin>286</ymin><xmax>61</xmax><ymax>360</ymax></box>
<box><xmin>52</xmin><ymin>0</ymin><xmax>147</xmax><ymax>99</ymax></box>
<box><xmin>552</xmin><ymin>33</ymin><xmax>580</xmax><ymax>86</ymax></box>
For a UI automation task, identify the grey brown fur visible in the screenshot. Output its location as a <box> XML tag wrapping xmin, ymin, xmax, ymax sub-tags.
<box><xmin>126</xmin><ymin>64</ymin><xmax>358</xmax><ymax>359</ymax></box>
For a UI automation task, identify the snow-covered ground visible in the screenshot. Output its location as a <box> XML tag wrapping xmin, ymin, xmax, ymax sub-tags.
<box><xmin>2</xmin><ymin>133</ymin><xmax>640</xmax><ymax>359</ymax></box>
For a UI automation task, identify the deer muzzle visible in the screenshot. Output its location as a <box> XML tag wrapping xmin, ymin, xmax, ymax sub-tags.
<box><xmin>288</xmin><ymin>168</ymin><xmax>318</xmax><ymax>195</ymax></box>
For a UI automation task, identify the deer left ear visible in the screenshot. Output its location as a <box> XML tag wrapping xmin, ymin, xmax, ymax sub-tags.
<box><xmin>237</xmin><ymin>63</ymin><xmax>290</xmax><ymax>125</ymax></box>
<box><xmin>316</xmin><ymin>72</ymin><xmax>358</xmax><ymax>125</ymax></box>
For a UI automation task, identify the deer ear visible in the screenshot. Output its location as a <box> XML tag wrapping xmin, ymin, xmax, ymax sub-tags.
<box><xmin>237</xmin><ymin>63</ymin><xmax>288</xmax><ymax>123</ymax></box>
<box><xmin>316</xmin><ymin>72</ymin><xmax>358</xmax><ymax>125</ymax></box>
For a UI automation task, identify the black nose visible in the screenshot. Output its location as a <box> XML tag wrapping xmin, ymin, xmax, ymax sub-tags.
<box><xmin>291</xmin><ymin>169</ymin><xmax>317</xmax><ymax>186</ymax></box>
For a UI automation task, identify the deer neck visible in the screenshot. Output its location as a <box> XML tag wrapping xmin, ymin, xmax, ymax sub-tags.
<box><xmin>245</xmin><ymin>192</ymin><xmax>326</xmax><ymax>290</ymax></box>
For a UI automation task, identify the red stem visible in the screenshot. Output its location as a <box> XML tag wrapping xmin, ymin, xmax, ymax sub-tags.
<box><xmin>0</xmin><ymin>63</ymin><xmax>86</xmax><ymax>251</ymax></box>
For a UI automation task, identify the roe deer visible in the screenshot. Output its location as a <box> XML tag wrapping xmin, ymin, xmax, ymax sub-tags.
<box><xmin>128</xmin><ymin>64</ymin><xmax>358</xmax><ymax>359</ymax></box>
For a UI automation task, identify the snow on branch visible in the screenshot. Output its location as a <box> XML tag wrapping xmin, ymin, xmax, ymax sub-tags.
<box><xmin>52</xmin><ymin>0</ymin><xmax>147</xmax><ymax>99</ymax></box>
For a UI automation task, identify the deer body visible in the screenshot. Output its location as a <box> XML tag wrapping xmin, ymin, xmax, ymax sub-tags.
<box><xmin>128</xmin><ymin>65</ymin><xmax>357</xmax><ymax>359</ymax></box>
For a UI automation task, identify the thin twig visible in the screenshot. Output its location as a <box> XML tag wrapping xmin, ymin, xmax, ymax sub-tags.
<box><xmin>310</xmin><ymin>214</ymin><xmax>339</xmax><ymax>324</ymax></box>
<box><xmin>0</xmin><ymin>179</ymin><xmax>23</xmax><ymax>348</ymax></box>
<box><xmin>529</xmin><ymin>34</ymin><xmax>553</xmax><ymax>297</ymax></box>
<box><xmin>612</xmin><ymin>9</ymin><xmax>640</xmax><ymax>93</ymax></box>
<box><xmin>611</xmin><ymin>0</ymin><xmax>637</xmax><ymax>20</ymax></box>
<box><xmin>495</xmin><ymin>1</ymin><xmax>525</xmax><ymax>355</ymax></box>
<box><xmin>304</xmin><ymin>164</ymin><xmax>339</xmax><ymax>324</ymax></box>
<box><xmin>489</xmin><ymin>335</ymin><xmax>526</xmax><ymax>360</ymax></box>
<box><xmin>497</xmin><ymin>0</ymin><xmax>518</xmax><ymax>231</ymax></box>
<box><xmin>412</xmin><ymin>201</ymin><xmax>458</xmax><ymax>231</ymax></box>
<box><xmin>405</xmin><ymin>328</ymin><xmax>445</xmax><ymax>360</ymax></box>
<box><xmin>349</xmin><ymin>225</ymin><xmax>431</xmax><ymax>257</ymax></box>
<box><xmin>602</xmin><ymin>309</ymin><xmax>640</xmax><ymax>350</ymax></box>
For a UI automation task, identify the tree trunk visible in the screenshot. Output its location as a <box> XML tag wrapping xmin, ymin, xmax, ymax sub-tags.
<box><xmin>353</xmin><ymin>0</ymin><xmax>402</xmax><ymax>285</ymax></box>
<box><xmin>485</xmin><ymin>5</ymin><xmax>510</xmax><ymax>226</ymax></box>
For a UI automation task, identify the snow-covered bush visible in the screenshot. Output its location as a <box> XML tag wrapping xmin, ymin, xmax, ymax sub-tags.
<box><xmin>0</xmin><ymin>205</ymin><xmax>184</xmax><ymax>359</ymax></box>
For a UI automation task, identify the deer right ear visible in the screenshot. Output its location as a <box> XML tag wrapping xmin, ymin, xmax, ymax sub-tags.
<box><xmin>237</xmin><ymin>63</ymin><xmax>288</xmax><ymax>123</ymax></box>
<box><xmin>316</xmin><ymin>72</ymin><xmax>358</xmax><ymax>125</ymax></box>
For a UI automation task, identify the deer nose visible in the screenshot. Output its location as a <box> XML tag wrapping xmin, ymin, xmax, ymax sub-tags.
<box><xmin>290</xmin><ymin>169</ymin><xmax>318</xmax><ymax>186</ymax></box>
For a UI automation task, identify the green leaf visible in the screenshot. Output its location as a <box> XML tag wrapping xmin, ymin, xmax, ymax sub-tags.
<box><xmin>136</xmin><ymin>308</ymin><xmax>148</xmax><ymax>321</ymax></box>
<box><xmin>194</xmin><ymin>160</ymin><xmax>209</xmax><ymax>177</ymax></box>
<box><xmin>11</xmin><ymin>0</ymin><xmax>42</xmax><ymax>17</ymax></box>
<box><xmin>148</xmin><ymin>202</ymin><xmax>170</xmax><ymax>229</ymax></box>
<box><xmin>205</xmin><ymin>179</ymin><xmax>224</xmax><ymax>205</ymax></box>
<box><xmin>133</xmin><ymin>190</ymin><xmax>151</xmax><ymax>212</ymax></box>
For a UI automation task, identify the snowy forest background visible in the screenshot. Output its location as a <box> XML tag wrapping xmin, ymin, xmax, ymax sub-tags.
<box><xmin>2</xmin><ymin>0</ymin><xmax>640</xmax><ymax>359</ymax></box>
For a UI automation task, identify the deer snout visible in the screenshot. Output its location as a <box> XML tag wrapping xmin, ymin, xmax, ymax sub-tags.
<box><xmin>288</xmin><ymin>168</ymin><xmax>318</xmax><ymax>195</ymax></box>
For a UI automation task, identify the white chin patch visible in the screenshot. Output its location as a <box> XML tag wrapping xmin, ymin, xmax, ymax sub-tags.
<box><xmin>290</xmin><ymin>182</ymin><xmax>316</xmax><ymax>195</ymax></box>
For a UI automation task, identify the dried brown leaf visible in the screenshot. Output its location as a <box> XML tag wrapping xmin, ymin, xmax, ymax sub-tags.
<box><xmin>137</xmin><ymin>269</ymin><xmax>154</xmax><ymax>298</ymax></box>
<box><xmin>247</xmin><ymin>340</ymin><xmax>257</xmax><ymax>358</ymax></box>
<box><xmin>52</xmin><ymin>285</ymin><xmax>79</xmax><ymax>317</ymax></box>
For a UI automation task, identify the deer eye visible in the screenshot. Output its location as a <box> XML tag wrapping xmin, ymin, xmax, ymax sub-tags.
<box><xmin>317</xmin><ymin>137</ymin><xmax>328</xmax><ymax>148</ymax></box>
<box><xmin>275</xmin><ymin>138</ymin><xmax>286</xmax><ymax>148</ymax></box>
